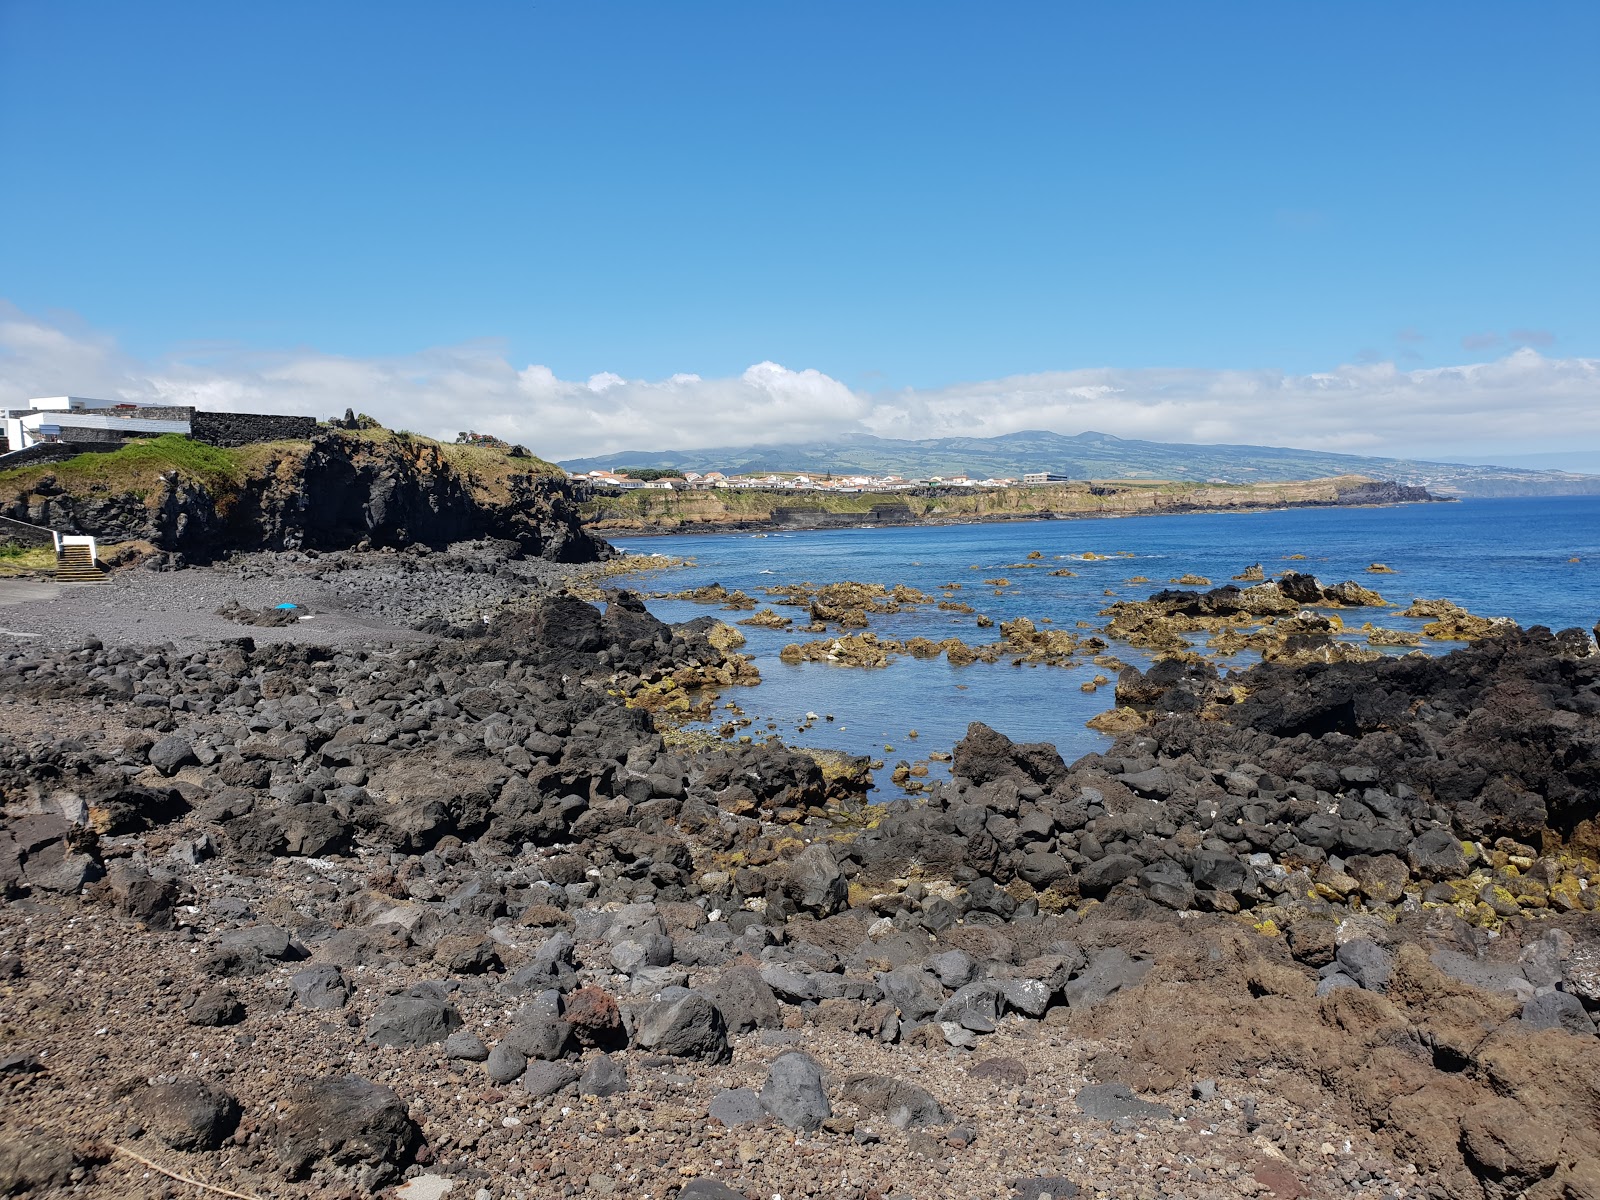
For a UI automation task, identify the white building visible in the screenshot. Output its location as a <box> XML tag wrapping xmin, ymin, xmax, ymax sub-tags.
<box><xmin>3</xmin><ymin>396</ymin><xmax>192</xmax><ymax>454</ymax></box>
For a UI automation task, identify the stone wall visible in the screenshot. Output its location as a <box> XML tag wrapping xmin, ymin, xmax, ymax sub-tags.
<box><xmin>0</xmin><ymin>514</ymin><xmax>57</xmax><ymax>548</ymax></box>
<box><xmin>191</xmin><ymin>412</ymin><xmax>320</xmax><ymax>447</ymax></box>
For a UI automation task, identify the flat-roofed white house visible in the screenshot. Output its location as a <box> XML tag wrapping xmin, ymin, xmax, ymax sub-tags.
<box><xmin>2</xmin><ymin>396</ymin><xmax>194</xmax><ymax>454</ymax></box>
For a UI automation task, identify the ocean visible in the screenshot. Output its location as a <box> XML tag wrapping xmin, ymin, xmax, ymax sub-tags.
<box><xmin>612</xmin><ymin>496</ymin><xmax>1600</xmax><ymax>793</ymax></box>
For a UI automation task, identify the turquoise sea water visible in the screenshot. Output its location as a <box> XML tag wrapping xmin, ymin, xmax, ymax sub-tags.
<box><xmin>613</xmin><ymin>497</ymin><xmax>1600</xmax><ymax>793</ymax></box>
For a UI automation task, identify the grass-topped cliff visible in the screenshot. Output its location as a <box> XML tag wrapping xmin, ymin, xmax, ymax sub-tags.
<box><xmin>0</xmin><ymin>430</ymin><xmax>604</xmax><ymax>563</ymax></box>
<box><xmin>581</xmin><ymin>475</ymin><xmax>1435</xmax><ymax>533</ymax></box>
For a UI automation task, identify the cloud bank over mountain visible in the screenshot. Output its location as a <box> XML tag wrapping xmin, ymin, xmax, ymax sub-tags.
<box><xmin>2</xmin><ymin>301</ymin><xmax>1595</xmax><ymax>462</ymax></box>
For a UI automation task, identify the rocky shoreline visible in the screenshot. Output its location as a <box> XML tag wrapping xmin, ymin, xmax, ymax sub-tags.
<box><xmin>2</xmin><ymin>548</ymin><xmax>1598</xmax><ymax>1200</ymax></box>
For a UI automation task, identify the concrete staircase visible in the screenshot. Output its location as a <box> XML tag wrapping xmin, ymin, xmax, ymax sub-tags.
<box><xmin>55</xmin><ymin>542</ymin><xmax>106</xmax><ymax>583</ymax></box>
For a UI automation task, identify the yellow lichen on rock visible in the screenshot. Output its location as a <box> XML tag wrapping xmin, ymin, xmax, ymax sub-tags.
<box><xmin>1401</xmin><ymin>598</ymin><xmax>1515</xmax><ymax>641</ymax></box>
<box><xmin>706</xmin><ymin>622</ymin><xmax>746</xmax><ymax>651</ymax></box>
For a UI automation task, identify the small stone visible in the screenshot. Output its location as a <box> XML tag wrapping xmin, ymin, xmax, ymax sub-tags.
<box><xmin>578</xmin><ymin>1053</ymin><xmax>628</xmax><ymax>1097</ymax></box>
<box><xmin>522</xmin><ymin>1060</ymin><xmax>579</xmax><ymax>1099</ymax></box>
<box><xmin>486</xmin><ymin>1043</ymin><xmax>528</xmax><ymax>1085</ymax></box>
<box><xmin>187</xmin><ymin>986</ymin><xmax>245</xmax><ymax>1027</ymax></box>
<box><xmin>290</xmin><ymin>964</ymin><xmax>351</xmax><ymax>1010</ymax></box>
<box><xmin>443</xmin><ymin>1031</ymin><xmax>489</xmax><ymax>1062</ymax></box>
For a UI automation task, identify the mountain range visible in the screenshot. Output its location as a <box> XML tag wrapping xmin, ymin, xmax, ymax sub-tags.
<box><xmin>559</xmin><ymin>430</ymin><xmax>1600</xmax><ymax>498</ymax></box>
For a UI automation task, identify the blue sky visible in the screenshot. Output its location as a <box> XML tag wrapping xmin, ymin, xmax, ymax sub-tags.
<box><xmin>1</xmin><ymin>2</ymin><xmax>1596</xmax><ymax>459</ymax></box>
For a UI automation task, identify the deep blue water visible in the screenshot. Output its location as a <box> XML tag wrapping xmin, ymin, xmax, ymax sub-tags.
<box><xmin>612</xmin><ymin>497</ymin><xmax>1600</xmax><ymax>792</ymax></box>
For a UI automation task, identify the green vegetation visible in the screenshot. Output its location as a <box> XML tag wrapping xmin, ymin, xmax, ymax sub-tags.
<box><xmin>0</xmin><ymin>435</ymin><xmax>253</xmax><ymax>498</ymax></box>
<box><xmin>0</xmin><ymin>543</ymin><xmax>56</xmax><ymax>575</ymax></box>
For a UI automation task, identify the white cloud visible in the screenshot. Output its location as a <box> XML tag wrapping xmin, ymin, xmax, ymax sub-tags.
<box><xmin>1</xmin><ymin>300</ymin><xmax>1596</xmax><ymax>462</ymax></box>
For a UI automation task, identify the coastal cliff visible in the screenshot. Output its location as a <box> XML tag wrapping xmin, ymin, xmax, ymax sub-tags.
<box><xmin>583</xmin><ymin>473</ymin><xmax>1443</xmax><ymax>534</ymax></box>
<box><xmin>0</xmin><ymin>430</ymin><xmax>609</xmax><ymax>562</ymax></box>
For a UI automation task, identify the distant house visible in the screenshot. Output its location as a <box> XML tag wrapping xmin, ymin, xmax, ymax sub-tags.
<box><xmin>586</xmin><ymin>470</ymin><xmax>647</xmax><ymax>490</ymax></box>
<box><xmin>1022</xmin><ymin>471</ymin><xmax>1074</xmax><ymax>484</ymax></box>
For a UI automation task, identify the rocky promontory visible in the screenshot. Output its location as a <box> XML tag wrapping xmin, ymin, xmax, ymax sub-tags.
<box><xmin>0</xmin><ymin>430</ymin><xmax>606</xmax><ymax>563</ymax></box>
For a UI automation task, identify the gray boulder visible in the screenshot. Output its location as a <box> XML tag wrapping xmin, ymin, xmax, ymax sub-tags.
<box><xmin>364</xmin><ymin>987</ymin><xmax>461</xmax><ymax>1048</ymax></box>
<box><xmin>187</xmin><ymin>986</ymin><xmax>244</xmax><ymax>1027</ymax></box>
<box><xmin>1407</xmin><ymin>829</ymin><xmax>1468</xmax><ymax>880</ymax></box>
<box><xmin>522</xmin><ymin>1061</ymin><xmax>579</xmax><ymax>1099</ymax></box>
<box><xmin>274</xmin><ymin>1075</ymin><xmax>422</xmax><ymax>1185</ymax></box>
<box><xmin>291</xmin><ymin>964</ymin><xmax>351</xmax><ymax>1010</ymax></box>
<box><xmin>935</xmin><ymin>981</ymin><xmax>1007</xmax><ymax>1033</ymax></box>
<box><xmin>928</xmin><ymin>950</ymin><xmax>978</xmax><ymax>989</ymax></box>
<box><xmin>148</xmin><ymin>735</ymin><xmax>197</xmax><ymax>776</ymax></box>
<box><xmin>785</xmin><ymin>842</ymin><xmax>847</xmax><ymax>915</ymax></box>
<box><xmin>1018</xmin><ymin>851</ymin><xmax>1070</xmax><ymax>889</ymax></box>
<box><xmin>1011</xmin><ymin>1176</ymin><xmax>1079</xmax><ymax>1199</ymax></box>
<box><xmin>1522</xmin><ymin>990</ymin><xmax>1597</xmax><ymax>1035</ymax></box>
<box><xmin>503</xmin><ymin>1012</ymin><xmax>573</xmax><ymax>1062</ymax></box>
<box><xmin>137</xmin><ymin>1078</ymin><xmax>240</xmax><ymax>1151</ymax></box>
<box><xmin>678</xmin><ymin>1182</ymin><xmax>748</xmax><ymax>1200</ymax></box>
<box><xmin>701</xmin><ymin>966</ymin><xmax>782</xmax><ymax>1033</ymax></box>
<box><xmin>1137</xmin><ymin>859</ymin><xmax>1195</xmax><ymax>910</ymax></box>
<box><xmin>633</xmin><ymin>993</ymin><xmax>730</xmax><ymax>1063</ymax></box>
<box><xmin>1075</xmin><ymin>854</ymin><xmax>1140</xmax><ymax>897</ymax></box>
<box><xmin>760</xmin><ymin>1051</ymin><xmax>831</xmax><ymax>1130</ymax></box>
<box><xmin>999</xmin><ymin>977</ymin><xmax>1053</xmax><ymax>1017</ymax></box>
<box><xmin>1316</xmin><ymin>972</ymin><xmax>1361</xmax><ymax>997</ymax></box>
<box><xmin>1335</xmin><ymin>937</ymin><xmax>1393</xmax><ymax>992</ymax></box>
<box><xmin>486</xmin><ymin>1043</ymin><xmax>528</xmax><ymax>1085</ymax></box>
<box><xmin>878</xmin><ymin>965</ymin><xmax>943</xmax><ymax>1022</ymax></box>
<box><xmin>443</xmin><ymin>1031</ymin><xmax>489</xmax><ymax>1062</ymax></box>
<box><xmin>578</xmin><ymin>1053</ymin><xmax>629</xmax><ymax>1097</ymax></box>
<box><xmin>1189</xmin><ymin>849</ymin><xmax>1248</xmax><ymax>894</ymax></box>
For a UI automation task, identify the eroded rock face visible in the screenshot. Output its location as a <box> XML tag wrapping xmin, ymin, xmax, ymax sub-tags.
<box><xmin>2</xmin><ymin>432</ymin><xmax>609</xmax><ymax>563</ymax></box>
